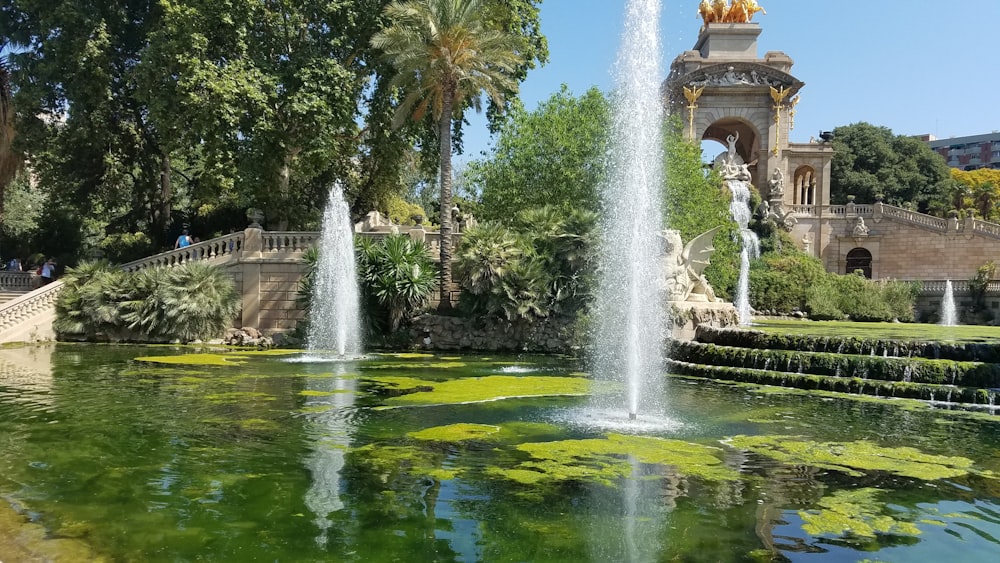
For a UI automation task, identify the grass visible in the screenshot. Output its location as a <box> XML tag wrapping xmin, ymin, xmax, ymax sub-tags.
<box><xmin>751</xmin><ymin>319</ymin><xmax>1000</xmax><ymax>344</ymax></box>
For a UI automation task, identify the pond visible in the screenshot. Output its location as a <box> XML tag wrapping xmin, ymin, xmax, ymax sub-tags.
<box><xmin>1</xmin><ymin>343</ymin><xmax>999</xmax><ymax>562</ymax></box>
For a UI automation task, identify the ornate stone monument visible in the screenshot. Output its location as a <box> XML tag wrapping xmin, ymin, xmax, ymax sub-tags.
<box><xmin>665</xmin><ymin>2</ymin><xmax>833</xmax><ymax>253</ymax></box>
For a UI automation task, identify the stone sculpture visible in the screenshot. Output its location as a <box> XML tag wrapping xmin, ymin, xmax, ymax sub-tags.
<box><xmin>699</xmin><ymin>0</ymin><xmax>767</xmax><ymax>28</ymax></box>
<box><xmin>661</xmin><ymin>226</ymin><xmax>722</xmax><ymax>303</ymax></box>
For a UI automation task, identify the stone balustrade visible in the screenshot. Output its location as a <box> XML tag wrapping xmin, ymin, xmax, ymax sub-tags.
<box><xmin>121</xmin><ymin>232</ymin><xmax>245</xmax><ymax>272</ymax></box>
<box><xmin>0</xmin><ymin>281</ymin><xmax>63</xmax><ymax>343</ymax></box>
<box><xmin>0</xmin><ymin>272</ymin><xmax>36</xmax><ymax>291</ymax></box>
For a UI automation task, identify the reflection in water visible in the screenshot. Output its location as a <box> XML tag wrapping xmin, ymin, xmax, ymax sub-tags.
<box><xmin>302</xmin><ymin>362</ymin><xmax>357</xmax><ymax>547</ymax></box>
<box><xmin>0</xmin><ymin>345</ymin><xmax>55</xmax><ymax>406</ymax></box>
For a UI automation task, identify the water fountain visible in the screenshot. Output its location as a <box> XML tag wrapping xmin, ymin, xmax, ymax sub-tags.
<box><xmin>306</xmin><ymin>184</ymin><xmax>363</xmax><ymax>356</ymax></box>
<box><xmin>715</xmin><ymin>136</ymin><xmax>759</xmax><ymax>326</ymax></box>
<box><xmin>592</xmin><ymin>0</ymin><xmax>666</xmax><ymax>422</ymax></box>
<box><xmin>940</xmin><ymin>279</ymin><xmax>958</xmax><ymax>326</ymax></box>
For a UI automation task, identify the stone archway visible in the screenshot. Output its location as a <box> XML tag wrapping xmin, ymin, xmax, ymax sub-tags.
<box><xmin>845</xmin><ymin>247</ymin><xmax>872</xmax><ymax>278</ymax></box>
<box><xmin>702</xmin><ymin>117</ymin><xmax>763</xmax><ymax>185</ymax></box>
<box><xmin>703</xmin><ymin>118</ymin><xmax>759</xmax><ymax>164</ymax></box>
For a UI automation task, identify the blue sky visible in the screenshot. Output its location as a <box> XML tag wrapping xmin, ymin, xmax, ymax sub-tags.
<box><xmin>458</xmin><ymin>0</ymin><xmax>1000</xmax><ymax>163</ymax></box>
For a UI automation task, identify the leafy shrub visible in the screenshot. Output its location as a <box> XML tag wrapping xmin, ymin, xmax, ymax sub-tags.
<box><xmin>454</xmin><ymin>206</ymin><xmax>597</xmax><ymax>323</ymax></box>
<box><xmin>55</xmin><ymin>261</ymin><xmax>239</xmax><ymax>341</ymax></box>
<box><xmin>356</xmin><ymin>235</ymin><xmax>436</xmax><ymax>332</ymax></box>
<box><xmin>750</xmin><ymin>252</ymin><xmax>827</xmax><ymax>312</ymax></box>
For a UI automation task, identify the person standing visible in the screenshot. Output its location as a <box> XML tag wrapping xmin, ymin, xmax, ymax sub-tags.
<box><xmin>175</xmin><ymin>229</ymin><xmax>193</xmax><ymax>249</ymax></box>
<box><xmin>40</xmin><ymin>258</ymin><xmax>56</xmax><ymax>285</ymax></box>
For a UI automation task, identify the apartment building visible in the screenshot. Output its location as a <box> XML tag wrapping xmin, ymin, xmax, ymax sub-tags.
<box><xmin>925</xmin><ymin>132</ymin><xmax>1000</xmax><ymax>171</ymax></box>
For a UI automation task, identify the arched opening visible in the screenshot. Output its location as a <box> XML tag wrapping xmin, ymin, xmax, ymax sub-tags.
<box><xmin>845</xmin><ymin>248</ymin><xmax>873</xmax><ymax>279</ymax></box>
<box><xmin>794</xmin><ymin>166</ymin><xmax>816</xmax><ymax>205</ymax></box>
<box><xmin>703</xmin><ymin>118</ymin><xmax>760</xmax><ymax>166</ymax></box>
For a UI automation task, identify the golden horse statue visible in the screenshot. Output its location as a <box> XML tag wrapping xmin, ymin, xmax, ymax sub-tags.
<box><xmin>701</xmin><ymin>1</ymin><xmax>766</xmax><ymax>25</ymax></box>
<box><xmin>697</xmin><ymin>0</ymin><xmax>718</xmax><ymax>26</ymax></box>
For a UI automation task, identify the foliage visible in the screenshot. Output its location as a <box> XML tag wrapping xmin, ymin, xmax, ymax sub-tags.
<box><xmin>968</xmin><ymin>260</ymin><xmax>997</xmax><ymax>315</ymax></box>
<box><xmin>804</xmin><ymin>272</ymin><xmax>919</xmax><ymax>322</ymax></box>
<box><xmin>830</xmin><ymin>122</ymin><xmax>954</xmax><ymax>212</ymax></box>
<box><xmin>749</xmin><ymin>252</ymin><xmax>828</xmax><ymax>313</ymax></box>
<box><xmin>356</xmin><ymin>234</ymin><xmax>437</xmax><ymax>332</ymax></box>
<box><xmin>53</xmin><ymin>261</ymin><xmax>131</xmax><ymax>339</ymax></box>
<box><xmin>454</xmin><ymin>206</ymin><xmax>597</xmax><ymax>324</ymax></box>
<box><xmin>371</xmin><ymin>0</ymin><xmax>526</xmax><ymax>310</ymax></box>
<box><xmin>384</xmin><ymin>195</ymin><xmax>428</xmax><ymax>226</ymax></box>
<box><xmin>950</xmin><ymin>169</ymin><xmax>1000</xmax><ymax>221</ymax></box>
<box><xmin>54</xmin><ymin>260</ymin><xmax>239</xmax><ymax>342</ymax></box>
<box><xmin>2</xmin><ymin>0</ymin><xmax>545</xmax><ymax>261</ymax></box>
<box><xmin>468</xmin><ymin>86</ymin><xmax>610</xmax><ymax>222</ymax></box>
<box><xmin>663</xmin><ymin>121</ymin><xmax>740</xmax><ymax>300</ymax></box>
<box><xmin>98</xmin><ymin>231</ymin><xmax>156</xmax><ymax>265</ymax></box>
<box><xmin>0</xmin><ymin>169</ymin><xmax>45</xmax><ymax>257</ymax></box>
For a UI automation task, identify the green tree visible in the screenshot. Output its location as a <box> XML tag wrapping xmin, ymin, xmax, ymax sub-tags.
<box><xmin>663</xmin><ymin>120</ymin><xmax>740</xmax><ymax>300</ymax></box>
<box><xmin>830</xmin><ymin>122</ymin><xmax>953</xmax><ymax>211</ymax></box>
<box><xmin>371</xmin><ymin>0</ymin><xmax>525</xmax><ymax>310</ymax></box>
<box><xmin>469</xmin><ymin>86</ymin><xmax>610</xmax><ymax>221</ymax></box>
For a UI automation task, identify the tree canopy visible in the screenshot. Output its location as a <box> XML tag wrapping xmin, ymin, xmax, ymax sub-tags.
<box><xmin>0</xmin><ymin>0</ymin><xmax>545</xmax><ymax>265</ymax></box>
<box><xmin>829</xmin><ymin>122</ymin><xmax>953</xmax><ymax>212</ymax></box>
<box><xmin>467</xmin><ymin>85</ymin><xmax>610</xmax><ymax>222</ymax></box>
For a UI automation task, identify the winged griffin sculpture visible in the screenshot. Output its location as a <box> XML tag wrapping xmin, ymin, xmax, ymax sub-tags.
<box><xmin>661</xmin><ymin>227</ymin><xmax>722</xmax><ymax>302</ymax></box>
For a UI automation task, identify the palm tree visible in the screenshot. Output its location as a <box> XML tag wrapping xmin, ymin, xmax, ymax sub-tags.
<box><xmin>371</xmin><ymin>0</ymin><xmax>524</xmax><ymax>310</ymax></box>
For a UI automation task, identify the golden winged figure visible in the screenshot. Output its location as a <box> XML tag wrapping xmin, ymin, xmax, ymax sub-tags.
<box><xmin>769</xmin><ymin>85</ymin><xmax>790</xmax><ymax>104</ymax></box>
<box><xmin>683</xmin><ymin>85</ymin><xmax>705</xmax><ymax>105</ymax></box>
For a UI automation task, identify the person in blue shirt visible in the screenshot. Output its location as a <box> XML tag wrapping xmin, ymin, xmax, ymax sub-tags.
<box><xmin>175</xmin><ymin>229</ymin><xmax>193</xmax><ymax>249</ymax></box>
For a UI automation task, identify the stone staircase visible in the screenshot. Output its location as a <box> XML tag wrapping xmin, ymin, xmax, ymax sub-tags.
<box><xmin>0</xmin><ymin>232</ymin><xmax>248</xmax><ymax>345</ymax></box>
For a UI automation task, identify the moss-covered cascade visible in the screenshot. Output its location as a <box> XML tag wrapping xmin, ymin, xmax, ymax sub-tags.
<box><xmin>670</xmin><ymin>341</ymin><xmax>1000</xmax><ymax>388</ymax></box>
<box><xmin>666</xmin><ymin>360</ymin><xmax>1000</xmax><ymax>407</ymax></box>
<box><xmin>695</xmin><ymin>326</ymin><xmax>1000</xmax><ymax>363</ymax></box>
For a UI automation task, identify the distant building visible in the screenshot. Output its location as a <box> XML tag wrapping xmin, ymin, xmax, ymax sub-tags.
<box><xmin>926</xmin><ymin>132</ymin><xmax>1000</xmax><ymax>171</ymax></box>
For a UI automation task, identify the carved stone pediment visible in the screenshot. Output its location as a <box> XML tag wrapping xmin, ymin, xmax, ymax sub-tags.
<box><xmin>665</xmin><ymin>62</ymin><xmax>802</xmax><ymax>107</ymax></box>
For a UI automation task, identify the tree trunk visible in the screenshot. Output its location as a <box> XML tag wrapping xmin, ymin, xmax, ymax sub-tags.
<box><xmin>437</xmin><ymin>89</ymin><xmax>454</xmax><ymax>311</ymax></box>
<box><xmin>276</xmin><ymin>145</ymin><xmax>300</xmax><ymax>230</ymax></box>
<box><xmin>157</xmin><ymin>151</ymin><xmax>171</xmax><ymax>235</ymax></box>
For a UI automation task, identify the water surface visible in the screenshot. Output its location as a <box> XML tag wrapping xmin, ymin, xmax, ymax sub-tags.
<box><xmin>1</xmin><ymin>344</ymin><xmax>999</xmax><ymax>562</ymax></box>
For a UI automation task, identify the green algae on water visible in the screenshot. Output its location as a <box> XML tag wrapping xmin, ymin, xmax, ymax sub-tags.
<box><xmin>376</xmin><ymin>375</ymin><xmax>589</xmax><ymax>407</ymax></box>
<box><xmin>134</xmin><ymin>353</ymin><xmax>249</xmax><ymax>366</ymax></box>
<box><xmin>798</xmin><ymin>488</ymin><xmax>921</xmax><ymax>539</ymax></box>
<box><xmin>728</xmin><ymin>435</ymin><xmax>977</xmax><ymax>480</ymax></box>
<box><xmin>349</xmin><ymin>443</ymin><xmax>459</xmax><ymax>481</ymax></box>
<box><xmin>489</xmin><ymin>433</ymin><xmax>739</xmax><ymax>487</ymax></box>
<box><xmin>407</xmin><ymin>423</ymin><xmax>501</xmax><ymax>442</ymax></box>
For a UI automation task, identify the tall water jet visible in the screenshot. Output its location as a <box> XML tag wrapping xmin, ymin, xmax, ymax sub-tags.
<box><xmin>592</xmin><ymin>0</ymin><xmax>666</xmax><ymax>420</ymax></box>
<box><xmin>940</xmin><ymin>279</ymin><xmax>958</xmax><ymax>326</ymax></box>
<box><xmin>307</xmin><ymin>184</ymin><xmax>363</xmax><ymax>356</ymax></box>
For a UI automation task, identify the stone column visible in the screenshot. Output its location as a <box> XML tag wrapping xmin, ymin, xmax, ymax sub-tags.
<box><xmin>240</xmin><ymin>227</ymin><xmax>263</xmax><ymax>330</ymax></box>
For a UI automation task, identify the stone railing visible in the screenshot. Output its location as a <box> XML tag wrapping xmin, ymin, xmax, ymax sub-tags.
<box><xmin>0</xmin><ymin>226</ymin><xmax>466</xmax><ymax>343</ymax></box>
<box><xmin>971</xmin><ymin>218</ymin><xmax>1000</xmax><ymax>241</ymax></box>
<box><xmin>874</xmin><ymin>204</ymin><xmax>948</xmax><ymax>232</ymax></box>
<box><xmin>260</xmin><ymin>231</ymin><xmax>318</xmax><ymax>254</ymax></box>
<box><xmin>0</xmin><ymin>281</ymin><xmax>63</xmax><ymax>343</ymax></box>
<box><xmin>918</xmin><ymin>280</ymin><xmax>1000</xmax><ymax>294</ymax></box>
<box><xmin>0</xmin><ymin>271</ymin><xmax>36</xmax><ymax>291</ymax></box>
<box><xmin>827</xmin><ymin>204</ymin><xmax>875</xmax><ymax>216</ymax></box>
<box><xmin>121</xmin><ymin>232</ymin><xmax>245</xmax><ymax>272</ymax></box>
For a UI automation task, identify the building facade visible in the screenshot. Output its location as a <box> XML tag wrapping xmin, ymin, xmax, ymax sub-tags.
<box><xmin>926</xmin><ymin>132</ymin><xmax>1000</xmax><ymax>171</ymax></box>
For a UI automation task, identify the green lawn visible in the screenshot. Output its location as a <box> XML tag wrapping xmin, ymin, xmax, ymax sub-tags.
<box><xmin>750</xmin><ymin>319</ymin><xmax>1000</xmax><ymax>344</ymax></box>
